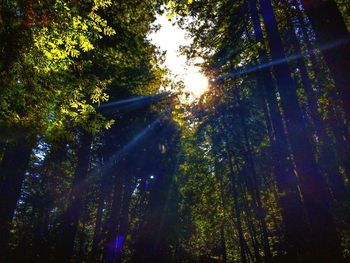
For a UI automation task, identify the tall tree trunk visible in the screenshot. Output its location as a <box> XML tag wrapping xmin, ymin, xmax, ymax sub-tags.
<box><xmin>282</xmin><ymin>0</ymin><xmax>347</xmax><ymax>201</ymax></box>
<box><xmin>235</xmin><ymin>97</ymin><xmax>272</xmax><ymax>263</ymax></box>
<box><xmin>0</xmin><ymin>136</ymin><xmax>34</xmax><ymax>261</ymax></box>
<box><xmin>54</xmin><ymin>130</ymin><xmax>93</xmax><ymax>263</ymax></box>
<box><xmin>292</xmin><ymin>0</ymin><xmax>350</xmax><ymax>182</ymax></box>
<box><xmin>104</xmin><ymin>170</ymin><xmax>133</xmax><ymax>263</ymax></box>
<box><xmin>115</xmin><ymin>178</ymin><xmax>133</xmax><ymax>263</ymax></box>
<box><xmin>300</xmin><ymin>0</ymin><xmax>350</xmax><ymax>124</ymax></box>
<box><xmin>248</xmin><ymin>1</ymin><xmax>311</xmax><ymax>254</ymax></box>
<box><xmin>254</xmin><ymin>66</ymin><xmax>310</xmax><ymax>261</ymax></box>
<box><xmin>225</xmin><ymin>144</ymin><xmax>249</xmax><ymax>263</ymax></box>
<box><xmin>89</xmin><ymin>169</ymin><xmax>110</xmax><ymax>262</ymax></box>
<box><xmin>90</xmin><ymin>192</ymin><xmax>104</xmax><ymax>261</ymax></box>
<box><xmin>257</xmin><ymin>0</ymin><xmax>343</xmax><ymax>262</ymax></box>
<box><xmin>90</xmin><ymin>148</ymin><xmax>115</xmax><ymax>262</ymax></box>
<box><xmin>241</xmin><ymin>174</ymin><xmax>261</xmax><ymax>263</ymax></box>
<box><xmin>329</xmin><ymin>105</ymin><xmax>350</xmax><ymax>182</ymax></box>
<box><xmin>214</xmin><ymin>155</ymin><xmax>228</xmax><ymax>263</ymax></box>
<box><xmin>34</xmin><ymin>142</ymin><xmax>68</xmax><ymax>263</ymax></box>
<box><xmin>215</xmin><ymin>122</ymin><xmax>257</xmax><ymax>262</ymax></box>
<box><xmin>220</xmin><ymin>225</ymin><xmax>227</xmax><ymax>263</ymax></box>
<box><xmin>103</xmin><ymin>171</ymin><xmax>124</xmax><ymax>263</ymax></box>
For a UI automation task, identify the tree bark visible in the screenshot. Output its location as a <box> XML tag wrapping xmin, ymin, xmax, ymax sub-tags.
<box><xmin>89</xmin><ymin>169</ymin><xmax>109</xmax><ymax>262</ymax></box>
<box><xmin>34</xmin><ymin>141</ymin><xmax>68</xmax><ymax>263</ymax></box>
<box><xmin>300</xmin><ymin>0</ymin><xmax>350</xmax><ymax>125</ymax></box>
<box><xmin>292</xmin><ymin>0</ymin><xmax>350</xmax><ymax>184</ymax></box>
<box><xmin>329</xmin><ymin>105</ymin><xmax>350</xmax><ymax>182</ymax></box>
<box><xmin>257</xmin><ymin>0</ymin><xmax>343</xmax><ymax>262</ymax></box>
<box><xmin>235</xmin><ymin>94</ymin><xmax>272</xmax><ymax>263</ymax></box>
<box><xmin>248</xmin><ymin>2</ymin><xmax>311</xmax><ymax>260</ymax></box>
<box><xmin>214</xmin><ymin>154</ymin><xmax>228</xmax><ymax>263</ymax></box>
<box><xmin>283</xmin><ymin>0</ymin><xmax>347</xmax><ymax>201</ymax></box>
<box><xmin>103</xmin><ymin>171</ymin><xmax>124</xmax><ymax>263</ymax></box>
<box><xmin>225</xmin><ymin>144</ymin><xmax>249</xmax><ymax>263</ymax></box>
<box><xmin>54</xmin><ymin>130</ymin><xmax>93</xmax><ymax>263</ymax></box>
<box><xmin>115</xmin><ymin>178</ymin><xmax>133</xmax><ymax>263</ymax></box>
<box><xmin>0</xmin><ymin>136</ymin><xmax>34</xmax><ymax>261</ymax></box>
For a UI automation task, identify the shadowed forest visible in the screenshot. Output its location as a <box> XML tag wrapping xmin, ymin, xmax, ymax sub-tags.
<box><xmin>1</xmin><ymin>0</ymin><xmax>350</xmax><ymax>263</ymax></box>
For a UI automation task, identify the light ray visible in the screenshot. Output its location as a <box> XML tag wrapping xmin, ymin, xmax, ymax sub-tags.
<box><xmin>64</xmin><ymin>113</ymin><xmax>168</xmax><ymax>199</ymax></box>
<box><xmin>97</xmin><ymin>93</ymin><xmax>171</xmax><ymax>115</ymax></box>
<box><xmin>100</xmin><ymin>114</ymin><xmax>165</xmax><ymax>173</ymax></box>
<box><xmin>217</xmin><ymin>37</ymin><xmax>350</xmax><ymax>81</ymax></box>
<box><xmin>99</xmin><ymin>93</ymin><xmax>169</xmax><ymax>109</ymax></box>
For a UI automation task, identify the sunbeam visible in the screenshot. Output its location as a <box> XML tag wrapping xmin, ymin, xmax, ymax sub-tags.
<box><xmin>217</xmin><ymin>37</ymin><xmax>350</xmax><ymax>81</ymax></box>
<box><xmin>100</xmin><ymin>114</ymin><xmax>165</xmax><ymax>172</ymax></box>
<box><xmin>4</xmin><ymin>1</ymin><xmax>350</xmax><ymax>262</ymax></box>
<box><xmin>150</xmin><ymin>15</ymin><xmax>208</xmax><ymax>99</ymax></box>
<box><xmin>64</xmin><ymin>112</ymin><xmax>169</xmax><ymax>199</ymax></box>
<box><xmin>97</xmin><ymin>93</ymin><xmax>172</xmax><ymax>115</ymax></box>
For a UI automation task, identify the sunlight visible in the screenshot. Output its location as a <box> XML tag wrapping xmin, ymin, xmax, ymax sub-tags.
<box><xmin>183</xmin><ymin>72</ymin><xmax>208</xmax><ymax>97</ymax></box>
<box><xmin>149</xmin><ymin>15</ymin><xmax>208</xmax><ymax>100</ymax></box>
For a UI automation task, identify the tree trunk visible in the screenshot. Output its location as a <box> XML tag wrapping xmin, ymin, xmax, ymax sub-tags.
<box><xmin>282</xmin><ymin>0</ymin><xmax>347</xmax><ymax>201</ymax></box>
<box><xmin>115</xmin><ymin>178</ymin><xmax>133</xmax><ymax>263</ymax></box>
<box><xmin>220</xmin><ymin>226</ymin><xmax>227</xmax><ymax>263</ymax></box>
<box><xmin>34</xmin><ymin>142</ymin><xmax>68</xmax><ymax>263</ymax></box>
<box><xmin>225</xmin><ymin>144</ymin><xmax>249</xmax><ymax>263</ymax></box>
<box><xmin>300</xmin><ymin>0</ymin><xmax>350</xmax><ymax>125</ymax></box>
<box><xmin>233</xmin><ymin>87</ymin><xmax>273</xmax><ymax>263</ymax></box>
<box><xmin>215</xmin><ymin>121</ymin><xmax>257</xmax><ymax>263</ymax></box>
<box><xmin>54</xmin><ymin>130</ymin><xmax>93</xmax><ymax>263</ymax></box>
<box><xmin>241</xmin><ymin>175</ymin><xmax>261</xmax><ymax>263</ymax></box>
<box><xmin>90</xmin><ymin>150</ymin><xmax>115</xmax><ymax>262</ymax></box>
<box><xmin>249</xmin><ymin>2</ymin><xmax>311</xmax><ymax>259</ymax></box>
<box><xmin>328</xmin><ymin>105</ymin><xmax>350</xmax><ymax>182</ymax></box>
<box><xmin>257</xmin><ymin>0</ymin><xmax>343</xmax><ymax>262</ymax></box>
<box><xmin>103</xmin><ymin>171</ymin><xmax>124</xmax><ymax>263</ymax></box>
<box><xmin>89</xmin><ymin>173</ymin><xmax>107</xmax><ymax>262</ymax></box>
<box><xmin>292</xmin><ymin>0</ymin><xmax>350</xmax><ymax>184</ymax></box>
<box><xmin>214</xmin><ymin>155</ymin><xmax>228</xmax><ymax>263</ymax></box>
<box><xmin>0</xmin><ymin>136</ymin><xmax>34</xmax><ymax>261</ymax></box>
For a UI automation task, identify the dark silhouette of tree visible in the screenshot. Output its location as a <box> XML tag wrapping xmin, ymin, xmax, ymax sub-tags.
<box><xmin>1</xmin><ymin>0</ymin><xmax>349</xmax><ymax>262</ymax></box>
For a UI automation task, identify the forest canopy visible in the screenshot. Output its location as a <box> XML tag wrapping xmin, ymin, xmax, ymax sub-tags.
<box><xmin>0</xmin><ymin>0</ymin><xmax>350</xmax><ymax>263</ymax></box>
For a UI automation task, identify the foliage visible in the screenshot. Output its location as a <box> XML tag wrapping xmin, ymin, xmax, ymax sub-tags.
<box><xmin>1</xmin><ymin>0</ymin><xmax>350</xmax><ymax>263</ymax></box>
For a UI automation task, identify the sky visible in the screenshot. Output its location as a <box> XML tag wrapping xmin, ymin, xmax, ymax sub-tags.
<box><xmin>149</xmin><ymin>15</ymin><xmax>208</xmax><ymax>98</ymax></box>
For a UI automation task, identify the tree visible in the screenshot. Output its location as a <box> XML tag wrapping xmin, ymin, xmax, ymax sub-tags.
<box><xmin>300</xmin><ymin>0</ymin><xmax>350</xmax><ymax>124</ymax></box>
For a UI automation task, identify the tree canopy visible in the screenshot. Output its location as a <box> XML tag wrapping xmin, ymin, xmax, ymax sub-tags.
<box><xmin>0</xmin><ymin>0</ymin><xmax>350</xmax><ymax>263</ymax></box>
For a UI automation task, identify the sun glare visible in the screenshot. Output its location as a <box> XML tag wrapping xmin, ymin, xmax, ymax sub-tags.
<box><xmin>150</xmin><ymin>15</ymin><xmax>209</xmax><ymax>101</ymax></box>
<box><xmin>184</xmin><ymin>72</ymin><xmax>208</xmax><ymax>97</ymax></box>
